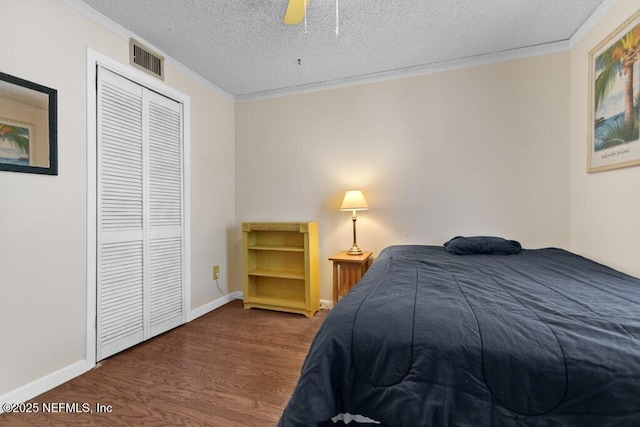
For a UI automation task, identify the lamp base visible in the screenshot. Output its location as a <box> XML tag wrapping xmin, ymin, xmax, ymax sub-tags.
<box><xmin>346</xmin><ymin>245</ymin><xmax>363</xmax><ymax>256</ymax></box>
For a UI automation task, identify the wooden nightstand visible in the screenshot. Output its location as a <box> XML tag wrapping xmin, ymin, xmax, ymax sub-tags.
<box><xmin>329</xmin><ymin>251</ymin><xmax>373</xmax><ymax>304</ymax></box>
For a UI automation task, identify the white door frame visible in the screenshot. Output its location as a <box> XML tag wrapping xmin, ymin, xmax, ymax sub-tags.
<box><xmin>86</xmin><ymin>47</ymin><xmax>191</xmax><ymax>367</ymax></box>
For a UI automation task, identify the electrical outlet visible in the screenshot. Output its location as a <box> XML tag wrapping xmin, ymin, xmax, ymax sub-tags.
<box><xmin>213</xmin><ymin>265</ymin><xmax>220</xmax><ymax>280</ymax></box>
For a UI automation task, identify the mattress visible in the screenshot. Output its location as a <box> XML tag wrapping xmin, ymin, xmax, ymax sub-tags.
<box><xmin>279</xmin><ymin>245</ymin><xmax>640</xmax><ymax>426</ymax></box>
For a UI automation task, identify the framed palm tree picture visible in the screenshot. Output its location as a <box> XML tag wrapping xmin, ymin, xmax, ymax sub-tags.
<box><xmin>588</xmin><ymin>9</ymin><xmax>640</xmax><ymax>173</ymax></box>
<box><xmin>0</xmin><ymin>119</ymin><xmax>34</xmax><ymax>167</ymax></box>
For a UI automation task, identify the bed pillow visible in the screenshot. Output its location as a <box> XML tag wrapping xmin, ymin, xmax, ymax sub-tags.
<box><xmin>444</xmin><ymin>236</ymin><xmax>522</xmax><ymax>255</ymax></box>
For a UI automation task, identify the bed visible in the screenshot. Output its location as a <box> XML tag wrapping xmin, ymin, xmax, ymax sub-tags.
<box><xmin>278</xmin><ymin>242</ymin><xmax>640</xmax><ymax>426</ymax></box>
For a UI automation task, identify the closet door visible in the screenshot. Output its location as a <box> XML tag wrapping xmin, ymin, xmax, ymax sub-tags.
<box><xmin>147</xmin><ymin>91</ymin><xmax>184</xmax><ymax>338</ymax></box>
<box><xmin>96</xmin><ymin>68</ymin><xmax>145</xmax><ymax>360</ymax></box>
<box><xmin>96</xmin><ymin>67</ymin><xmax>184</xmax><ymax>360</ymax></box>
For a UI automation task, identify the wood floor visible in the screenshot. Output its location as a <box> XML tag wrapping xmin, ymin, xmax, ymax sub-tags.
<box><xmin>0</xmin><ymin>300</ymin><xmax>327</xmax><ymax>426</ymax></box>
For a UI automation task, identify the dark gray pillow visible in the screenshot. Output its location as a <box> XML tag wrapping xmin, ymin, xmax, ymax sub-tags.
<box><xmin>444</xmin><ymin>236</ymin><xmax>522</xmax><ymax>255</ymax></box>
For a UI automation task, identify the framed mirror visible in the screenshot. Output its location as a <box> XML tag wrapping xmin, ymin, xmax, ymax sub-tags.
<box><xmin>0</xmin><ymin>72</ymin><xmax>57</xmax><ymax>175</ymax></box>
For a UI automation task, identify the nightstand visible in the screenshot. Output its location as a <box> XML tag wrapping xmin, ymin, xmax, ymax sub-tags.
<box><xmin>329</xmin><ymin>251</ymin><xmax>373</xmax><ymax>304</ymax></box>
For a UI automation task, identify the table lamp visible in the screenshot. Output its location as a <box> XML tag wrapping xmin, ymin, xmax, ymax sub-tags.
<box><xmin>340</xmin><ymin>190</ymin><xmax>368</xmax><ymax>255</ymax></box>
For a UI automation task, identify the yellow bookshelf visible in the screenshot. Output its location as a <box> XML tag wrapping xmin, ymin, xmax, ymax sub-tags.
<box><xmin>242</xmin><ymin>222</ymin><xmax>319</xmax><ymax>317</ymax></box>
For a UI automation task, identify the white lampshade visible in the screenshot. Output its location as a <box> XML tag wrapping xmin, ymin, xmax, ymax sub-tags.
<box><xmin>340</xmin><ymin>190</ymin><xmax>369</xmax><ymax>211</ymax></box>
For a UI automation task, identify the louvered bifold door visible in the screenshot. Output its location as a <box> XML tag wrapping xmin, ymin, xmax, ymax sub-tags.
<box><xmin>96</xmin><ymin>67</ymin><xmax>185</xmax><ymax>361</ymax></box>
<box><xmin>97</xmin><ymin>68</ymin><xmax>145</xmax><ymax>360</ymax></box>
<box><xmin>147</xmin><ymin>91</ymin><xmax>184</xmax><ymax>338</ymax></box>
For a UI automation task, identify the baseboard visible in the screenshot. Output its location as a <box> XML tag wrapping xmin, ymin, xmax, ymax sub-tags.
<box><xmin>221</xmin><ymin>292</ymin><xmax>332</xmax><ymax>311</ymax></box>
<box><xmin>189</xmin><ymin>291</ymin><xmax>243</xmax><ymax>321</ymax></box>
<box><xmin>320</xmin><ymin>299</ymin><xmax>334</xmax><ymax>310</ymax></box>
<box><xmin>0</xmin><ymin>359</ymin><xmax>90</xmax><ymax>413</ymax></box>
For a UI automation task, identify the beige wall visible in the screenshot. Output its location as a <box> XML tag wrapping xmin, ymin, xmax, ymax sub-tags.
<box><xmin>569</xmin><ymin>0</ymin><xmax>640</xmax><ymax>278</ymax></box>
<box><xmin>236</xmin><ymin>52</ymin><xmax>572</xmax><ymax>301</ymax></box>
<box><xmin>0</xmin><ymin>0</ymin><xmax>235</xmax><ymax>396</ymax></box>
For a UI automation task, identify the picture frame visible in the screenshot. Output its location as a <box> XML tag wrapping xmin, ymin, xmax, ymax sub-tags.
<box><xmin>588</xmin><ymin>9</ymin><xmax>640</xmax><ymax>173</ymax></box>
<box><xmin>0</xmin><ymin>72</ymin><xmax>57</xmax><ymax>175</ymax></box>
<box><xmin>0</xmin><ymin>118</ymin><xmax>35</xmax><ymax>167</ymax></box>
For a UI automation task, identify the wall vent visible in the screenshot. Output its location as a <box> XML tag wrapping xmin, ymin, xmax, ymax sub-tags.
<box><xmin>129</xmin><ymin>39</ymin><xmax>164</xmax><ymax>80</ymax></box>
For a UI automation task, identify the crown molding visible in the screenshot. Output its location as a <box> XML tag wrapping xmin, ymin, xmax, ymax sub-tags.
<box><xmin>568</xmin><ymin>0</ymin><xmax>617</xmax><ymax>49</ymax></box>
<box><xmin>60</xmin><ymin>0</ymin><xmax>235</xmax><ymax>103</ymax></box>
<box><xmin>236</xmin><ymin>40</ymin><xmax>569</xmax><ymax>102</ymax></box>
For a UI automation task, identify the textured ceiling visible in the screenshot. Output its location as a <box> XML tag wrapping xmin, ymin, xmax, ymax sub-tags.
<box><xmin>77</xmin><ymin>0</ymin><xmax>605</xmax><ymax>100</ymax></box>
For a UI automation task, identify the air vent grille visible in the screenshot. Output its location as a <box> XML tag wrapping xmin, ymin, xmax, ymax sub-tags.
<box><xmin>129</xmin><ymin>39</ymin><xmax>164</xmax><ymax>80</ymax></box>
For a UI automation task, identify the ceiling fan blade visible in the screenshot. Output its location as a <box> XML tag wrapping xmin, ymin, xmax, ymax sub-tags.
<box><xmin>283</xmin><ymin>0</ymin><xmax>308</xmax><ymax>25</ymax></box>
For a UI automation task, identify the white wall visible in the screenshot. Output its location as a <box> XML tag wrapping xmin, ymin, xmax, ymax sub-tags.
<box><xmin>569</xmin><ymin>0</ymin><xmax>640</xmax><ymax>278</ymax></box>
<box><xmin>236</xmin><ymin>52</ymin><xmax>572</xmax><ymax>301</ymax></box>
<box><xmin>0</xmin><ymin>0</ymin><xmax>235</xmax><ymax>397</ymax></box>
